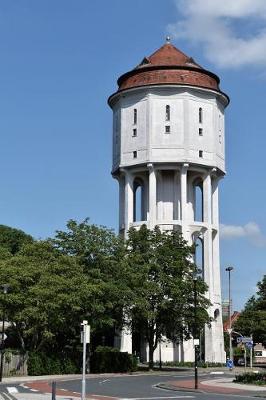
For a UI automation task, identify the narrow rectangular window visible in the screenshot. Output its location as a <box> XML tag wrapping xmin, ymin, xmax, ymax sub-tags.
<box><xmin>165</xmin><ymin>125</ymin><xmax>170</xmax><ymax>134</ymax></box>
<box><xmin>199</xmin><ymin>150</ymin><xmax>203</xmax><ymax>158</ymax></box>
<box><xmin>166</xmin><ymin>105</ymin><xmax>170</xmax><ymax>121</ymax></box>
<box><xmin>133</xmin><ymin>128</ymin><xmax>137</xmax><ymax>137</ymax></box>
<box><xmin>199</xmin><ymin>128</ymin><xmax>203</xmax><ymax>136</ymax></box>
<box><xmin>199</xmin><ymin>107</ymin><xmax>203</xmax><ymax>123</ymax></box>
<box><xmin>133</xmin><ymin>109</ymin><xmax>137</xmax><ymax>124</ymax></box>
<box><xmin>133</xmin><ymin>151</ymin><xmax>137</xmax><ymax>158</ymax></box>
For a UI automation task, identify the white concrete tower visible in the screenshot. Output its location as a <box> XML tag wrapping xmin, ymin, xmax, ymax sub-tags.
<box><xmin>108</xmin><ymin>39</ymin><xmax>229</xmax><ymax>363</ymax></box>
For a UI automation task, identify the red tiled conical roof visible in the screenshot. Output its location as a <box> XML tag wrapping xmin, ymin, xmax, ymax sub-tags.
<box><xmin>109</xmin><ymin>41</ymin><xmax>228</xmax><ymax>101</ymax></box>
<box><xmin>138</xmin><ymin>42</ymin><xmax>201</xmax><ymax>69</ymax></box>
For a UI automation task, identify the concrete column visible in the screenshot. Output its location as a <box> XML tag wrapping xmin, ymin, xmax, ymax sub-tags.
<box><xmin>212</xmin><ymin>175</ymin><xmax>221</xmax><ymax>227</ymax></box>
<box><xmin>203</xmin><ymin>171</ymin><xmax>212</xmax><ymax>224</ymax></box>
<box><xmin>124</xmin><ymin>170</ymin><xmax>134</xmax><ymax>234</ymax></box>
<box><xmin>148</xmin><ymin>164</ymin><xmax>157</xmax><ymax>229</ymax></box>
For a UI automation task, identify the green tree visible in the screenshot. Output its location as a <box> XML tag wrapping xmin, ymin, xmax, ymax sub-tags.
<box><xmin>234</xmin><ymin>275</ymin><xmax>266</xmax><ymax>346</ymax></box>
<box><xmin>0</xmin><ymin>225</ymin><xmax>33</xmax><ymax>254</ymax></box>
<box><xmin>125</xmin><ymin>225</ymin><xmax>211</xmax><ymax>369</ymax></box>
<box><xmin>0</xmin><ymin>241</ymin><xmax>93</xmax><ymax>353</ymax></box>
<box><xmin>52</xmin><ymin>219</ymin><xmax>132</xmax><ymax>346</ymax></box>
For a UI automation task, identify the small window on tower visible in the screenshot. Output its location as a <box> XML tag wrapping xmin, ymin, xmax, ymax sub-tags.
<box><xmin>133</xmin><ymin>128</ymin><xmax>137</xmax><ymax>137</ymax></box>
<box><xmin>199</xmin><ymin>128</ymin><xmax>203</xmax><ymax>136</ymax></box>
<box><xmin>166</xmin><ymin>105</ymin><xmax>170</xmax><ymax>121</ymax></box>
<box><xmin>165</xmin><ymin>125</ymin><xmax>171</xmax><ymax>134</ymax></box>
<box><xmin>199</xmin><ymin>107</ymin><xmax>203</xmax><ymax>123</ymax></box>
<box><xmin>133</xmin><ymin>109</ymin><xmax>137</xmax><ymax>124</ymax></box>
<box><xmin>133</xmin><ymin>151</ymin><xmax>137</xmax><ymax>158</ymax></box>
<box><xmin>199</xmin><ymin>150</ymin><xmax>203</xmax><ymax>158</ymax></box>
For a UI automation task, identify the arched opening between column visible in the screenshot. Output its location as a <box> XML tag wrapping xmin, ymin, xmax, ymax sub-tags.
<box><xmin>133</xmin><ymin>178</ymin><xmax>145</xmax><ymax>222</ymax></box>
<box><xmin>193</xmin><ymin>178</ymin><xmax>203</xmax><ymax>222</ymax></box>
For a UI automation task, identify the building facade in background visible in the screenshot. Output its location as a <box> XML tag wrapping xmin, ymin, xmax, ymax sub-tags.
<box><xmin>108</xmin><ymin>39</ymin><xmax>229</xmax><ymax>363</ymax></box>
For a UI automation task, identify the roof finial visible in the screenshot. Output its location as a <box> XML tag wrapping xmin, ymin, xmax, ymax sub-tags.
<box><xmin>166</xmin><ymin>36</ymin><xmax>171</xmax><ymax>44</ymax></box>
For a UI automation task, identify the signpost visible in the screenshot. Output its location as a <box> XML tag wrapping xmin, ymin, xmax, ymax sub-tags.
<box><xmin>81</xmin><ymin>321</ymin><xmax>90</xmax><ymax>400</ymax></box>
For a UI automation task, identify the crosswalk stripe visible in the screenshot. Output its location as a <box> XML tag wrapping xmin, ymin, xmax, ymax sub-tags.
<box><xmin>6</xmin><ymin>388</ymin><xmax>18</xmax><ymax>394</ymax></box>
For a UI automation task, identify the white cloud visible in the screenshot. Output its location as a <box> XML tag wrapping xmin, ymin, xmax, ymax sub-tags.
<box><xmin>168</xmin><ymin>0</ymin><xmax>266</xmax><ymax>68</ymax></box>
<box><xmin>220</xmin><ymin>222</ymin><xmax>266</xmax><ymax>247</ymax></box>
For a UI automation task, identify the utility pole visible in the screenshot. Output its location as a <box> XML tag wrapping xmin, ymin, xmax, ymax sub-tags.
<box><xmin>225</xmin><ymin>267</ymin><xmax>234</xmax><ymax>362</ymax></box>
<box><xmin>0</xmin><ymin>284</ymin><xmax>10</xmax><ymax>383</ymax></box>
<box><xmin>193</xmin><ymin>278</ymin><xmax>199</xmax><ymax>390</ymax></box>
<box><xmin>81</xmin><ymin>320</ymin><xmax>88</xmax><ymax>400</ymax></box>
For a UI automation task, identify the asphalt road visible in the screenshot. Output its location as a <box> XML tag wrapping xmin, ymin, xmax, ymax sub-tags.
<box><xmin>55</xmin><ymin>372</ymin><xmax>264</xmax><ymax>400</ymax></box>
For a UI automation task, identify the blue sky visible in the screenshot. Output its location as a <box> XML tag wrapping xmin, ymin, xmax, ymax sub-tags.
<box><xmin>0</xmin><ymin>0</ymin><xmax>265</xmax><ymax>310</ymax></box>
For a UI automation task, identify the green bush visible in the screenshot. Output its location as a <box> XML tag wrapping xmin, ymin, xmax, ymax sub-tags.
<box><xmin>28</xmin><ymin>352</ymin><xmax>79</xmax><ymax>376</ymax></box>
<box><xmin>90</xmin><ymin>346</ymin><xmax>137</xmax><ymax>373</ymax></box>
<box><xmin>160</xmin><ymin>361</ymin><xmax>224</xmax><ymax>368</ymax></box>
<box><xmin>234</xmin><ymin>372</ymin><xmax>266</xmax><ymax>385</ymax></box>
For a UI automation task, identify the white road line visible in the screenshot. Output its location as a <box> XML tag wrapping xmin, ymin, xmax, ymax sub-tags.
<box><xmin>120</xmin><ymin>396</ymin><xmax>195</xmax><ymax>400</ymax></box>
<box><xmin>99</xmin><ymin>379</ymin><xmax>111</xmax><ymax>384</ymax></box>
<box><xmin>2</xmin><ymin>393</ymin><xmax>15</xmax><ymax>400</ymax></box>
<box><xmin>6</xmin><ymin>388</ymin><xmax>18</xmax><ymax>394</ymax></box>
<box><xmin>209</xmin><ymin>371</ymin><xmax>225</xmax><ymax>375</ymax></box>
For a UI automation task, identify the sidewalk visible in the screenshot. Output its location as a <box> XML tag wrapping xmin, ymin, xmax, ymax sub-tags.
<box><xmin>158</xmin><ymin>375</ymin><xmax>266</xmax><ymax>397</ymax></box>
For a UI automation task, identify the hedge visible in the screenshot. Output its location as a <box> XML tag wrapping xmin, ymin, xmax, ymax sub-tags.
<box><xmin>28</xmin><ymin>352</ymin><xmax>79</xmax><ymax>376</ymax></box>
<box><xmin>234</xmin><ymin>372</ymin><xmax>266</xmax><ymax>385</ymax></box>
<box><xmin>90</xmin><ymin>346</ymin><xmax>137</xmax><ymax>373</ymax></box>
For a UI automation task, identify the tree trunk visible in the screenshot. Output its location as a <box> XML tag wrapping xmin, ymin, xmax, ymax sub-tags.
<box><xmin>148</xmin><ymin>340</ymin><xmax>154</xmax><ymax>370</ymax></box>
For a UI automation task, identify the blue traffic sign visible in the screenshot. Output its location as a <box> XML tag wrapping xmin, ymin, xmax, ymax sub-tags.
<box><xmin>246</xmin><ymin>341</ymin><xmax>253</xmax><ymax>349</ymax></box>
<box><xmin>226</xmin><ymin>359</ymin><xmax>234</xmax><ymax>369</ymax></box>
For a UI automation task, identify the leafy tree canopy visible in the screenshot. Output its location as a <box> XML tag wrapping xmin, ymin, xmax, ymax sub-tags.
<box><xmin>52</xmin><ymin>219</ymin><xmax>132</xmax><ymax>341</ymax></box>
<box><xmin>0</xmin><ymin>241</ymin><xmax>93</xmax><ymax>353</ymax></box>
<box><xmin>233</xmin><ymin>275</ymin><xmax>266</xmax><ymax>346</ymax></box>
<box><xmin>125</xmin><ymin>225</ymin><xmax>211</xmax><ymax>368</ymax></box>
<box><xmin>0</xmin><ymin>225</ymin><xmax>33</xmax><ymax>254</ymax></box>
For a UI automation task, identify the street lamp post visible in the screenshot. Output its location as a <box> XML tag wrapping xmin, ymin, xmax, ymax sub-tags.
<box><xmin>0</xmin><ymin>284</ymin><xmax>10</xmax><ymax>382</ymax></box>
<box><xmin>193</xmin><ymin>278</ymin><xmax>199</xmax><ymax>390</ymax></box>
<box><xmin>225</xmin><ymin>267</ymin><xmax>233</xmax><ymax>362</ymax></box>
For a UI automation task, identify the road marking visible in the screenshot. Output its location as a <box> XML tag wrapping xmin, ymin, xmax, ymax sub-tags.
<box><xmin>100</xmin><ymin>379</ymin><xmax>111</xmax><ymax>384</ymax></box>
<box><xmin>6</xmin><ymin>388</ymin><xmax>18</xmax><ymax>394</ymax></box>
<box><xmin>209</xmin><ymin>371</ymin><xmax>225</xmax><ymax>375</ymax></box>
<box><xmin>2</xmin><ymin>392</ymin><xmax>16</xmax><ymax>400</ymax></box>
<box><xmin>120</xmin><ymin>396</ymin><xmax>195</xmax><ymax>399</ymax></box>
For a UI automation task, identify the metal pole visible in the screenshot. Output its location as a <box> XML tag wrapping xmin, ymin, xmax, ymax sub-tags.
<box><xmin>244</xmin><ymin>346</ymin><xmax>246</xmax><ymax>372</ymax></box>
<box><xmin>51</xmin><ymin>381</ymin><xmax>56</xmax><ymax>400</ymax></box>
<box><xmin>250</xmin><ymin>334</ymin><xmax>253</xmax><ymax>369</ymax></box>
<box><xmin>193</xmin><ymin>279</ymin><xmax>198</xmax><ymax>390</ymax></box>
<box><xmin>0</xmin><ymin>310</ymin><xmax>5</xmax><ymax>382</ymax></box>
<box><xmin>226</xmin><ymin>267</ymin><xmax>233</xmax><ymax>362</ymax></box>
<box><xmin>81</xmin><ymin>321</ymin><xmax>87</xmax><ymax>400</ymax></box>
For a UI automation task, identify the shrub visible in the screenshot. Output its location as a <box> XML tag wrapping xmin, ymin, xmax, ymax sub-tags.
<box><xmin>90</xmin><ymin>346</ymin><xmax>137</xmax><ymax>373</ymax></box>
<box><xmin>234</xmin><ymin>372</ymin><xmax>266</xmax><ymax>385</ymax></box>
<box><xmin>28</xmin><ymin>352</ymin><xmax>79</xmax><ymax>376</ymax></box>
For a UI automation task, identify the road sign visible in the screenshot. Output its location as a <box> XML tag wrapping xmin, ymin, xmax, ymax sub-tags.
<box><xmin>237</xmin><ymin>336</ymin><xmax>252</xmax><ymax>344</ymax></box>
<box><xmin>227</xmin><ymin>328</ymin><xmax>232</xmax><ymax>334</ymax></box>
<box><xmin>226</xmin><ymin>359</ymin><xmax>234</xmax><ymax>369</ymax></box>
<box><xmin>80</xmin><ymin>325</ymin><xmax>90</xmax><ymax>344</ymax></box>
<box><xmin>246</xmin><ymin>341</ymin><xmax>253</xmax><ymax>349</ymax></box>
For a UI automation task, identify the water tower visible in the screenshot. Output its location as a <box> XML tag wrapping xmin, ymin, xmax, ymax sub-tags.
<box><xmin>108</xmin><ymin>39</ymin><xmax>229</xmax><ymax>363</ymax></box>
